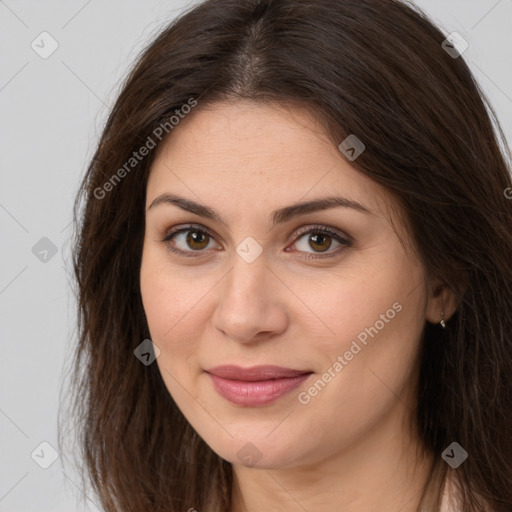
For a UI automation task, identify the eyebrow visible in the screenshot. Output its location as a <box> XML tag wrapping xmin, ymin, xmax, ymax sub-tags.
<box><xmin>147</xmin><ymin>192</ymin><xmax>374</xmax><ymax>226</ymax></box>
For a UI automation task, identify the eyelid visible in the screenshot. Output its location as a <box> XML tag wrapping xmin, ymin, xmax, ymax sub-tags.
<box><xmin>285</xmin><ymin>224</ymin><xmax>352</xmax><ymax>259</ymax></box>
<box><xmin>291</xmin><ymin>224</ymin><xmax>353</xmax><ymax>244</ymax></box>
<box><xmin>160</xmin><ymin>222</ymin><xmax>352</xmax><ymax>258</ymax></box>
<box><xmin>160</xmin><ymin>223</ymin><xmax>221</xmax><ymax>258</ymax></box>
<box><xmin>161</xmin><ymin>223</ymin><xmax>221</xmax><ymax>246</ymax></box>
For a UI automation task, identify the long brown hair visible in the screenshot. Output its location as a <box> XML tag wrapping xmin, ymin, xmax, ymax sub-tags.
<box><xmin>60</xmin><ymin>0</ymin><xmax>512</xmax><ymax>510</ymax></box>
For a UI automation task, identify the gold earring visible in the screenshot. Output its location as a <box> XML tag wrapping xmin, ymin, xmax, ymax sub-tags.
<box><xmin>439</xmin><ymin>311</ymin><xmax>446</xmax><ymax>329</ymax></box>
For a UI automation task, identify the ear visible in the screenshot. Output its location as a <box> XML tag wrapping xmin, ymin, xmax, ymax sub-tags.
<box><xmin>425</xmin><ymin>281</ymin><xmax>460</xmax><ymax>326</ymax></box>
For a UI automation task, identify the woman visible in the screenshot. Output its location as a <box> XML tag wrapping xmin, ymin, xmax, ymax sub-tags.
<box><xmin>62</xmin><ymin>0</ymin><xmax>512</xmax><ymax>510</ymax></box>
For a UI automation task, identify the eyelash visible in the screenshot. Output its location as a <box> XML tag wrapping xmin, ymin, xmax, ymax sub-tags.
<box><xmin>160</xmin><ymin>223</ymin><xmax>352</xmax><ymax>260</ymax></box>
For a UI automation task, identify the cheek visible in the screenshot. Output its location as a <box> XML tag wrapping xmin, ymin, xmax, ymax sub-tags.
<box><xmin>140</xmin><ymin>246</ymin><xmax>210</xmax><ymax>390</ymax></box>
<box><xmin>306</xmin><ymin>251</ymin><xmax>426</xmax><ymax>398</ymax></box>
<box><xmin>294</xmin><ymin>297</ymin><xmax>424</xmax><ymax>457</ymax></box>
<box><xmin>321</xmin><ymin>243</ymin><xmax>425</xmax><ymax>351</ymax></box>
<box><xmin>320</xmin><ymin>310</ymin><xmax>423</xmax><ymax>426</ymax></box>
<box><xmin>140</xmin><ymin>244</ymin><xmax>199</xmax><ymax>339</ymax></box>
<box><xmin>140</xmin><ymin>263</ymin><xmax>196</xmax><ymax>409</ymax></box>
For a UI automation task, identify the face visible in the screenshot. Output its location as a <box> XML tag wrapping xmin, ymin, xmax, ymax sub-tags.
<box><xmin>140</xmin><ymin>100</ymin><xmax>433</xmax><ymax>470</ymax></box>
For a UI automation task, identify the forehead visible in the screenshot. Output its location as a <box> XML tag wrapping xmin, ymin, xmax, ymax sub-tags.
<box><xmin>148</xmin><ymin>100</ymin><xmax>384</xmax><ymax>209</ymax></box>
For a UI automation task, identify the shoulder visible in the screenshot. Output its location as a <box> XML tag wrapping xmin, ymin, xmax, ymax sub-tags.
<box><xmin>438</xmin><ymin>473</ymin><xmax>460</xmax><ymax>512</ymax></box>
<box><xmin>439</xmin><ymin>471</ymin><xmax>494</xmax><ymax>512</ymax></box>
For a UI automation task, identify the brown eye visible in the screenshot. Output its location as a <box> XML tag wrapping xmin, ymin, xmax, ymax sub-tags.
<box><xmin>162</xmin><ymin>223</ymin><xmax>351</xmax><ymax>260</ymax></box>
<box><xmin>290</xmin><ymin>226</ymin><xmax>350</xmax><ymax>258</ymax></box>
<box><xmin>185</xmin><ymin>230</ymin><xmax>210</xmax><ymax>250</ymax></box>
<box><xmin>308</xmin><ymin>232</ymin><xmax>333</xmax><ymax>252</ymax></box>
<box><xmin>163</xmin><ymin>226</ymin><xmax>217</xmax><ymax>257</ymax></box>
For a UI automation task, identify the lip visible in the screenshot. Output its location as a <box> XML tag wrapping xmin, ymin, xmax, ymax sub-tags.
<box><xmin>206</xmin><ymin>365</ymin><xmax>311</xmax><ymax>381</ymax></box>
<box><xmin>205</xmin><ymin>365</ymin><xmax>313</xmax><ymax>407</ymax></box>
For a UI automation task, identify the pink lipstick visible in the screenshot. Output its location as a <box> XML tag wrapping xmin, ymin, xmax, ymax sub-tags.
<box><xmin>205</xmin><ymin>365</ymin><xmax>313</xmax><ymax>407</ymax></box>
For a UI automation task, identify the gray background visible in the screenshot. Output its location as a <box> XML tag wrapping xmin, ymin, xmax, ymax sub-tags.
<box><xmin>1</xmin><ymin>1</ymin><xmax>511</xmax><ymax>510</ymax></box>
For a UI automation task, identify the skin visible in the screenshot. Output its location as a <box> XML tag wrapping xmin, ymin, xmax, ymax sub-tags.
<box><xmin>140</xmin><ymin>100</ymin><xmax>458</xmax><ymax>512</ymax></box>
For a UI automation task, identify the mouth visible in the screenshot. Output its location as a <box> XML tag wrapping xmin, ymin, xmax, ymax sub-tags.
<box><xmin>204</xmin><ymin>365</ymin><xmax>313</xmax><ymax>407</ymax></box>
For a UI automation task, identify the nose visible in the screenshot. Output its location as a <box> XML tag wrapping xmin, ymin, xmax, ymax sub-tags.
<box><xmin>211</xmin><ymin>255</ymin><xmax>288</xmax><ymax>344</ymax></box>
